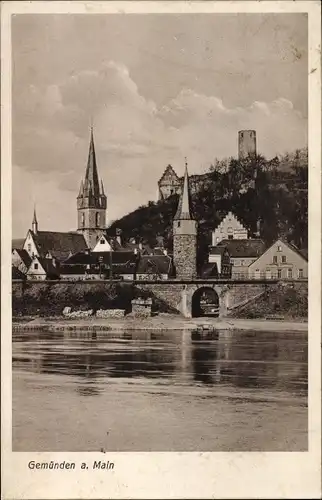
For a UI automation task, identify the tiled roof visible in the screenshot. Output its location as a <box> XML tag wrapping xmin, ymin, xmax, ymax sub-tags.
<box><xmin>36</xmin><ymin>258</ymin><xmax>60</xmax><ymax>278</ymax></box>
<box><xmin>13</xmin><ymin>248</ymin><xmax>32</xmax><ymax>267</ymax></box>
<box><xmin>64</xmin><ymin>251</ymin><xmax>138</xmax><ymax>266</ymax></box>
<box><xmin>12</xmin><ymin>238</ymin><xmax>24</xmax><ymax>250</ymax></box>
<box><xmin>282</xmin><ymin>241</ymin><xmax>308</xmax><ymax>262</ymax></box>
<box><xmin>209</xmin><ymin>246</ymin><xmax>228</xmax><ymax>256</ymax></box>
<box><xmin>217</xmin><ymin>239</ymin><xmax>266</xmax><ymax>258</ymax></box>
<box><xmin>32</xmin><ymin>231</ymin><xmax>88</xmax><ymax>260</ymax></box>
<box><xmin>137</xmin><ymin>255</ymin><xmax>173</xmax><ymax>275</ymax></box>
<box><xmin>12</xmin><ymin>266</ymin><xmax>26</xmax><ymax>280</ymax></box>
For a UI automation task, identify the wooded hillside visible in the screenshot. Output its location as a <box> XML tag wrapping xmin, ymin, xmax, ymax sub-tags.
<box><xmin>108</xmin><ymin>148</ymin><xmax>308</xmax><ymax>267</ymax></box>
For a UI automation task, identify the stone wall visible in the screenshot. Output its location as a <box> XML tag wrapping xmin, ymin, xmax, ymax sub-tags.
<box><xmin>173</xmin><ymin>234</ymin><xmax>197</xmax><ymax>279</ymax></box>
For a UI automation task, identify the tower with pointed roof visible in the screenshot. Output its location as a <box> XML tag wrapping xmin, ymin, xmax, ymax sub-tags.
<box><xmin>77</xmin><ymin>128</ymin><xmax>107</xmax><ymax>248</ymax></box>
<box><xmin>173</xmin><ymin>160</ymin><xmax>197</xmax><ymax>279</ymax></box>
<box><xmin>32</xmin><ymin>207</ymin><xmax>38</xmax><ymax>235</ymax></box>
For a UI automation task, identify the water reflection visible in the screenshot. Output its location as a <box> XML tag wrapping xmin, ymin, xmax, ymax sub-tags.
<box><xmin>12</xmin><ymin>328</ymin><xmax>308</xmax><ymax>398</ymax></box>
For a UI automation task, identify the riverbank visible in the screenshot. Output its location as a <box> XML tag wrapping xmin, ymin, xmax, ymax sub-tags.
<box><xmin>12</xmin><ymin>315</ymin><xmax>308</xmax><ymax>333</ymax></box>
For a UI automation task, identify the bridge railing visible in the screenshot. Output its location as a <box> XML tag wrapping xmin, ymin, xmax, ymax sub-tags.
<box><xmin>231</xmin><ymin>271</ymin><xmax>307</xmax><ymax>281</ymax></box>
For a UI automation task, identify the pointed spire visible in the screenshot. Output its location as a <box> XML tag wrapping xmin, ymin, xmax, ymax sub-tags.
<box><xmin>32</xmin><ymin>206</ymin><xmax>38</xmax><ymax>234</ymax></box>
<box><xmin>85</xmin><ymin>127</ymin><xmax>100</xmax><ymax>198</ymax></box>
<box><xmin>174</xmin><ymin>158</ymin><xmax>193</xmax><ymax>220</ymax></box>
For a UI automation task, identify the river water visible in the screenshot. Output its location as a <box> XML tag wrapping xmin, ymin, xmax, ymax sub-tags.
<box><xmin>12</xmin><ymin>328</ymin><xmax>308</xmax><ymax>451</ymax></box>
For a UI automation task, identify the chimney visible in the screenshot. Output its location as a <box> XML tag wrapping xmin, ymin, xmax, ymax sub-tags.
<box><xmin>116</xmin><ymin>228</ymin><xmax>122</xmax><ymax>246</ymax></box>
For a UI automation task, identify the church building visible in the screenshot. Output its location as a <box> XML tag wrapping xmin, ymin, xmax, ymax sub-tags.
<box><xmin>77</xmin><ymin>127</ymin><xmax>107</xmax><ymax>248</ymax></box>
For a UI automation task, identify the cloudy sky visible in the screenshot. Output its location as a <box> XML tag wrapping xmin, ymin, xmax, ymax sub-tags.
<box><xmin>12</xmin><ymin>13</ymin><xmax>308</xmax><ymax>237</ymax></box>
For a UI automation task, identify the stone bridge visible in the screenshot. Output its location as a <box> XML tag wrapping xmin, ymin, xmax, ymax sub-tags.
<box><xmin>135</xmin><ymin>279</ymin><xmax>277</xmax><ymax>318</ymax></box>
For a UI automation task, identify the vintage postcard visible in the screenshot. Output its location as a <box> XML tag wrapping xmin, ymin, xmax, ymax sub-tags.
<box><xmin>1</xmin><ymin>1</ymin><xmax>321</xmax><ymax>498</ymax></box>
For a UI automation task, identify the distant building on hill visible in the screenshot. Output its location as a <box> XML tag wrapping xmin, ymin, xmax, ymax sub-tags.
<box><xmin>238</xmin><ymin>130</ymin><xmax>257</xmax><ymax>159</ymax></box>
<box><xmin>158</xmin><ymin>164</ymin><xmax>181</xmax><ymax>200</ymax></box>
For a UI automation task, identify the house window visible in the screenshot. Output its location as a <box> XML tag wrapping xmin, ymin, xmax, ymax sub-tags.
<box><xmin>34</xmin><ymin>263</ymin><xmax>38</xmax><ymax>270</ymax></box>
<box><xmin>277</xmin><ymin>245</ymin><xmax>282</xmax><ymax>252</ymax></box>
<box><xmin>227</xmin><ymin>226</ymin><xmax>233</xmax><ymax>234</ymax></box>
<box><xmin>177</xmin><ymin>221</ymin><xmax>181</xmax><ymax>228</ymax></box>
<box><xmin>298</xmin><ymin>269</ymin><xmax>304</xmax><ymax>278</ymax></box>
<box><xmin>228</xmin><ymin>234</ymin><xmax>233</xmax><ymax>240</ymax></box>
<box><xmin>241</xmin><ymin>260</ymin><xmax>245</xmax><ymax>266</ymax></box>
<box><xmin>100</xmin><ymin>239</ymin><xmax>105</xmax><ymax>244</ymax></box>
<box><xmin>288</xmin><ymin>268</ymin><xmax>292</xmax><ymax>278</ymax></box>
<box><xmin>273</xmin><ymin>255</ymin><xmax>277</xmax><ymax>264</ymax></box>
<box><xmin>277</xmin><ymin>269</ymin><xmax>282</xmax><ymax>278</ymax></box>
<box><xmin>27</xmin><ymin>244</ymin><xmax>31</xmax><ymax>252</ymax></box>
<box><xmin>282</xmin><ymin>255</ymin><xmax>286</xmax><ymax>263</ymax></box>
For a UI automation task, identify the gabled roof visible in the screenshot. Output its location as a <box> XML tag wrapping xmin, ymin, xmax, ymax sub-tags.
<box><xmin>281</xmin><ymin>240</ymin><xmax>308</xmax><ymax>262</ymax></box>
<box><xmin>31</xmin><ymin>231</ymin><xmax>88</xmax><ymax>261</ymax></box>
<box><xmin>137</xmin><ymin>255</ymin><xmax>173</xmax><ymax>275</ymax></box>
<box><xmin>95</xmin><ymin>233</ymin><xmax>123</xmax><ymax>251</ymax></box>
<box><xmin>268</xmin><ymin>239</ymin><xmax>308</xmax><ymax>262</ymax></box>
<box><xmin>27</xmin><ymin>257</ymin><xmax>60</xmax><ymax>277</ymax></box>
<box><xmin>158</xmin><ymin>164</ymin><xmax>179</xmax><ymax>184</ymax></box>
<box><xmin>12</xmin><ymin>248</ymin><xmax>32</xmax><ymax>267</ymax></box>
<box><xmin>217</xmin><ymin>239</ymin><xmax>266</xmax><ymax>258</ymax></box>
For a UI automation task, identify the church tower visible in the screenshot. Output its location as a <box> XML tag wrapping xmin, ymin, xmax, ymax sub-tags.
<box><xmin>32</xmin><ymin>207</ymin><xmax>38</xmax><ymax>235</ymax></box>
<box><xmin>77</xmin><ymin>128</ymin><xmax>107</xmax><ymax>248</ymax></box>
<box><xmin>173</xmin><ymin>160</ymin><xmax>197</xmax><ymax>279</ymax></box>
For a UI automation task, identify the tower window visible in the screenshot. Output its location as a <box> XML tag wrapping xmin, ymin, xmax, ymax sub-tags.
<box><xmin>81</xmin><ymin>213</ymin><xmax>85</xmax><ymax>228</ymax></box>
<box><xmin>95</xmin><ymin>212</ymin><xmax>100</xmax><ymax>226</ymax></box>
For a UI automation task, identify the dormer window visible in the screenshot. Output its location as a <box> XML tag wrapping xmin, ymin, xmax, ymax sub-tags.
<box><xmin>100</xmin><ymin>239</ymin><xmax>105</xmax><ymax>244</ymax></box>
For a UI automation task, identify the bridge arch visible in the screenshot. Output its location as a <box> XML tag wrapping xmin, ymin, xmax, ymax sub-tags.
<box><xmin>191</xmin><ymin>287</ymin><xmax>219</xmax><ymax>318</ymax></box>
<box><xmin>183</xmin><ymin>284</ymin><xmax>229</xmax><ymax>318</ymax></box>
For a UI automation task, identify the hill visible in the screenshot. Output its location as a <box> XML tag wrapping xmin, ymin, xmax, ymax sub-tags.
<box><xmin>108</xmin><ymin>148</ymin><xmax>308</xmax><ymax>268</ymax></box>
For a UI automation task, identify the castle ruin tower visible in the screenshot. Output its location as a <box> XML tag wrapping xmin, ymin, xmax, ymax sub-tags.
<box><xmin>32</xmin><ymin>207</ymin><xmax>38</xmax><ymax>235</ymax></box>
<box><xmin>173</xmin><ymin>160</ymin><xmax>197</xmax><ymax>279</ymax></box>
<box><xmin>77</xmin><ymin>127</ymin><xmax>107</xmax><ymax>248</ymax></box>
<box><xmin>238</xmin><ymin>130</ymin><xmax>257</xmax><ymax>160</ymax></box>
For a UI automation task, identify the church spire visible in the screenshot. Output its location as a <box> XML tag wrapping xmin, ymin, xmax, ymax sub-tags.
<box><xmin>85</xmin><ymin>127</ymin><xmax>100</xmax><ymax>198</ymax></box>
<box><xmin>32</xmin><ymin>206</ymin><xmax>38</xmax><ymax>235</ymax></box>
<box><xmin>174</xmin><ymin>158</ymin><xmax>193</xmax><ymax>220</ymax></box>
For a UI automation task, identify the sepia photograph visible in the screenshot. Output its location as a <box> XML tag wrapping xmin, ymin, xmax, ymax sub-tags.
<box><xmin>1</xmin><ymin>1</ymin><xmax>321</xmax><ymax>499</ymax></box>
